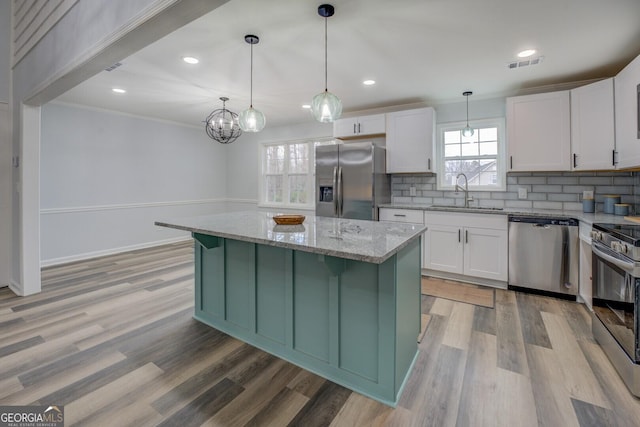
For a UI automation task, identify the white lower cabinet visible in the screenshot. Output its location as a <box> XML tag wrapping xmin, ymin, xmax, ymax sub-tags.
<box><xmin>424</xmin><ymin>211</ymin><xmax>508</xmax><ymax>283</ymax></box>
<box><xmin>426</xmin><ymin>224</ymin><xmax>463</xmax><ymax>273</ymax></box>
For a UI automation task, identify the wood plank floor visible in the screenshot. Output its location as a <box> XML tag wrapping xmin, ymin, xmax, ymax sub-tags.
<box><xmin>2</xmin><ymin>241</ymin><xmax>640</xmax><ymax>426</ymax></box>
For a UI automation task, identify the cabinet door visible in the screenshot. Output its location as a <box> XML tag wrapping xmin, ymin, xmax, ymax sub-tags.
<box><xmin>357</xmin><ymin>114</ymin><xmax>386</xmax><ymax>136</ymax></box>
<box><xmin>333</xmin><ymin>118</ymin><xmax>358</xmax><ymax>138</ymax></box>
<box><xmin>571</xmin><ymin>78</ymin><xmax>616</xmax><ymax>170</ymax></box>
<box><xmin>507</xmin><ymin>91</ymin><xmax>571</xmax><ymax>171</ymax></box>
<box><xmin>463</xmin><ymin>227</ymin><xmax>507</xmax><ymax>281</ymax></box>
<box><xmin>614</xmin><ymin>54</ymin><xmax>640</xmax><ymax>169</ymax></box>
<box><xmin>386</xmin><ymin>107</ymin><xmax>435</xmax><ymax>173</ymax></box>
<box><xmin>424</xmin><ymin>224</ymin><xmax>463</xmax><ymax>274</ymax></box>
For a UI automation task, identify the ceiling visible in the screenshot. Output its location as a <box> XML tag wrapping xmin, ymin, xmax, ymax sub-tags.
<box><xmin>55</xmin><ymin>0</ymin><xmax>640</xmax><ymax>128</ymax></box>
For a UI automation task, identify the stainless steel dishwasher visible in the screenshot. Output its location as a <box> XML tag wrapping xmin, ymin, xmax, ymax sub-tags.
<box><xmin>508</xmin><ymin>216</ymin><xmax>579</xmax><ymax>298</ymax></box>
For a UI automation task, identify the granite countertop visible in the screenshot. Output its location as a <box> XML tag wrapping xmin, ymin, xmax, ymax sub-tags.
<box><xmin>156</xmin><ymin>211</ymin><xmax>427</xmax><ymax>264</ymax></box>
<box><xmin>379</xmin><ymin>203</ymin><xmax>635</xmax><ymax>226</ymax></box>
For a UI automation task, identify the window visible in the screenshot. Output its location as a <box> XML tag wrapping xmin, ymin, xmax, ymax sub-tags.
<box><xmin>260</xmin><ymin>138</ymin><xmax>334</xmax><ymax>208</ymax></box>
<box><xmin>436</xmin><ymin>118</ymin><xmax>506</xmax><ymax>191</ymax></box>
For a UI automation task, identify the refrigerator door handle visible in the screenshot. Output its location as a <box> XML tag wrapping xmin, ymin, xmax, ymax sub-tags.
<box><xmin>337</xmin><ymin>166</ymin><xmax>343</xmax><ymax>216</ymax></box>
<box><xmin>332</xmin><ymin>166</ymin><xmax>339</xmax><ymax>215</ymax></box>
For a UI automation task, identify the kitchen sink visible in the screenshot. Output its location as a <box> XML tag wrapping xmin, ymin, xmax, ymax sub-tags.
<box><xmin>429</xmin><ymin>205</ymin><xmax>504</xmax><ymax>211</ymax></box>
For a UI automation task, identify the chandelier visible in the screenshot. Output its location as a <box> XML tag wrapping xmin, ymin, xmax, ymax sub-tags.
<box><xmin>205</xmin><ymin>97</ymin><xmax>242</xmax><ymax>144</ymax></box>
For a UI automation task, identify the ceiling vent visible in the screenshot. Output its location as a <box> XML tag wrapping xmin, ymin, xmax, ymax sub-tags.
<box><xmin>507</xmin><ymin>56</ymin><xmax>544</xmax><ymax>69</ymax></box>
<box><xmin>105</xmin><ymin>62</ymin><xmax>123</xmax><ymax>72</ymax></box>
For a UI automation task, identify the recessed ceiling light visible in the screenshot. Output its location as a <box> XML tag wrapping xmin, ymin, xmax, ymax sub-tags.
<box><xmin>517</xmin><ymin>49</ymin><xmax>536</xmax><ymax>58</ymax></box>
<box><xmin>182</xmin><ymin>56</ymin><xmax>199</xmax><ymax>64</ymax></box>
<box><xmin>302</xmin><ymin>104</ymin><xmax>311</xmax><ymax>109</ymax></box>
<box><xmin>363</xmin><ymin>80</ymin><xmax>376</xmax><ymax>86</ymax></box>
<box><xmin>112</xmin><ymin>88</ymin><xmax>126</xmax><ymax>94</ymax></box>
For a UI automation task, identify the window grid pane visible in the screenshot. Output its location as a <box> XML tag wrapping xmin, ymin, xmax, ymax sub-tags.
<box><xmin>288</xmin><ymin>143</ymin><xmax>309</xmax><ymax>174</ymax></box>
<box><xmin>262</xmin><ymin>140</ymin><xmax>325</xmax><ymax>206</ymax></box>
<box><xmin>288</xmin><ymin>175</ymin><xmax>308</xmax><ymax>204</ymax></box>
<box><xmin>265</xmin><ymin>145</ymin><xmax>285</xmax><ymax>174</ymax></box>
<box><xmin>265</xmin><ymin>175</ymin><xmax>283</xmax><ymax>203</ymax></box>
<box><xmin>440</xmin><ymin>124</ymin><xmax>502</xmax><ymax>190</ymax></box>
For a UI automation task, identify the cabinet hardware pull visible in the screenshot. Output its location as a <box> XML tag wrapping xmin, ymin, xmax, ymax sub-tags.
<box><xmin>358</xmin><ymin>123</ymin><xmax>361</xmax><ymax>133</ymax></box>
<box><xmin>428</xmin><ymin>158</ymin><xmax>431</xmax><ymax>170</ymax></box>
<box><xmin>394</xmin><ymin>214</ymin><xmax>406</xmax><ymax>217</ymax></box>
<box><xmin>573</xmin><ymin>153</ymin><xmax>577</xmax><ymax>168</ymax></box>
<box><xmin>458</xmin><ymin>229</ymin><xmax>461</xmax><ymax>242</ymax></box>
<box><xmin>612</xmin><ymin>150</ymin><xmax>617</xmax><ymax>166</ymax></box>
<box><xmin>510</xmin><ymin>156</ymin><xmax>513</xmax><ymax>169</ymax></box>
<box><xmin>465</xmin><ymin>230</ymin><xmax>468</xmax><ymax>243</ymax></box>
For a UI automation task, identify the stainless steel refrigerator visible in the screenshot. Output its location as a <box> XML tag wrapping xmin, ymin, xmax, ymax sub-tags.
<box><xmin>315</xmin><ymin>141</ymin><xmax>390</xmax><ymax>220</ymax></box>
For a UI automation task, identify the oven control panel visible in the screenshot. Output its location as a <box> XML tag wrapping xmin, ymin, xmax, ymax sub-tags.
<box><xmin>612</xmin><ymin>241</ymin><xmax>630</xmax><ymax>255</ymax></box>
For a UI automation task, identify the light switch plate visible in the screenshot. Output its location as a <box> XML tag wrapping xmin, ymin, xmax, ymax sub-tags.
<box><xmin>518</xmin><ymin>187</ymin><xmax>527</xmax><ymax>199</ymax></box>
<box><xmin>409</xmin><ymin>186</ymin><xmax>417</xmax><ymax>196</ymax></box>
<box><xmin>583</xmin><ymin>190</ymin><xmax>594</xmax><ymax>199</ymax></box>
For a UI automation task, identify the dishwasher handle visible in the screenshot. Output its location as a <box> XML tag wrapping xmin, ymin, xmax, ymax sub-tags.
<box><xmin>533</xmin><ymin>223</ymin><xmax>552</xmax><ymax>229</ymax></box>
<box><xmin>509</xmin><ymin>215</ymin><xmax>579</xmax><ymax>227</ymax></box>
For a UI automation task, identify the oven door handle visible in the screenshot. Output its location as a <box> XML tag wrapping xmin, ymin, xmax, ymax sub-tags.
<box><xmin>592</xmin><ymin>243</ymin><xmax>636</xmax><ymax>274</ymax></box>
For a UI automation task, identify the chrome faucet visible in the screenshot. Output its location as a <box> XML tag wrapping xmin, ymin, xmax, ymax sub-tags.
<box><xmin>455</xmin><ymin>173</ymin><xmax>473</xmax><ymax>208</ymax></box>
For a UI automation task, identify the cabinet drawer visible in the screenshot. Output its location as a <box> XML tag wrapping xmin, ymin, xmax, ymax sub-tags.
<box><xmin>379</xmin><ymin>208</ymin><xmax>424</xmax><ymax>224</ymax></box>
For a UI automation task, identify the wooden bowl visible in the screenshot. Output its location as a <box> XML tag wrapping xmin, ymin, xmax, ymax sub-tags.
<box><xmin>273</xmin><ymin>214</ymin><xmax>305</xmax><ymax>225</ymax></box>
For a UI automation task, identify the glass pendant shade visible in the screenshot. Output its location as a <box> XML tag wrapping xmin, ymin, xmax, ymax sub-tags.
<box><xmin>311</xmin><ymin>90</ymin><xmax>342</xmax><ymax>123</ymax></box>
<box><xmin>312</xmin><ymin>4</ymin><xmax>341</xmax><ymax>123</ymax></box>
<box><xmin>462</xmin><ymin>91</ymin><xmax>474</xmax><ymax>137</ymax></box>
<box><xmin>239</xmin><ymin>106</ymin><xmax>266</xmax><ymax>132</ymax></box>
<box><xmin>239</xmin><ymin>34</ymin><xmax>266</xmax><ymax>132</ymax></box>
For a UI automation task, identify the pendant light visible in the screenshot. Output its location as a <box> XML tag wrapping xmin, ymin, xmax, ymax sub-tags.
<box><xmin>239</xmin><ymin>35</ymin><xmax>266</xmax><ymax>132</ymax></box>
<box><xmin>462</xmin><ymin>91</ymin><xmax>474</xmax><ymax>137</ymax></box>
<box><xmin>311</xmin><ymin>4</ymin><xmax>342</xmax><ymax>123</ymax></box>
<box><xmin>205</xmin><ymin>97</ymin><xmax>242</xmax><ymax>144</ymax></box>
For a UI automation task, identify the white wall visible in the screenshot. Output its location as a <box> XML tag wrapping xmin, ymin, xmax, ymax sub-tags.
<box><xmin>40</xmin><ymin>102</ymin><xmax>227</xmax><ymax>265</ymax></box>
<box><xmin>0</xmin><ymin>1</ymin><xmax>10</xmax><ymax>287</ymax></box>
<box><xmin>435</xmin><ymin>97</ymin><xmax>506</xmax><ymax>124</ymax></box>
<box><xmin>225</xmin><ymin>120</ymin><xmax>332</xmax><ymax>211</ymax></box>
<box><xmin>0</xmin><ymin>0</ymin><xmax>9</xmax><ymax>102</ymax></box>
<box><xmin>8</xmin><ymin>0</ymin><xmax>227</xmax><ymax>295</ymax></box>
<box><xmin>0</xmin><ymin>104</ymin><xmax>10</xmax><ymax>287</ymax></box>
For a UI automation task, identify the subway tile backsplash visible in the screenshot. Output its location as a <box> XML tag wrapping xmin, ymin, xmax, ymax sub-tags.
<box><xmin>391</xmin><ymin>171</ymin><xmax>639</xmax><ymax>213</ymax></box>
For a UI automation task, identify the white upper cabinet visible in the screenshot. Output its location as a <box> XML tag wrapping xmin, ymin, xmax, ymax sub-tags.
<box><xmin>385</xmin><ymin>107</ymin><xmax>436</xmax><ymax>173</ymax></box>
<box><xmin>571</xmin><ymin>78</ymin><xmax>616</xmax><ymax>170</ymax></box>
<box><xmin>614</xmin><ymin>54</ymin><xmax>640</xmax><ymax>169</ymax></box>
<box><xmin>506</xmin><ymin>91</ymin><xmax>571</xmax><ymax>171</ymax></box>
<box><xmin>333</xmin><ymin>114</ymin><xmax>386</xmax><ymax>138</ymax></box>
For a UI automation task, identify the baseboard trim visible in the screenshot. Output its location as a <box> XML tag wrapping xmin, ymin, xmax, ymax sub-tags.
<box><xmin>40</xmin><ymin>236</ymin><xmax>191</xmax><ymax>268</ymax></box>
<box><xmin>9</xmin><ymin>280</ymin><xmax>24</xmax><ymax>297</ymax></box>
<box><xmin>423</xmin><ymin>269</ymin><xmax>508</xmax><ymax>290</ymax></box>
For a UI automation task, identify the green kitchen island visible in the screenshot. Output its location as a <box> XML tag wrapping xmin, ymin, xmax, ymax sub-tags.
<box><xmin>155</xmin><ymin>211</ymin><xmax>425</xmax><ymax>406</ymax></box>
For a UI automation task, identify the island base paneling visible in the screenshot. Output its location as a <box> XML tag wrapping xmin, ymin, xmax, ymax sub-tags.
<box><xmin>192</xmin><ymin>233</ymin><xmax>421</xmax><ymax>406</ymax></box>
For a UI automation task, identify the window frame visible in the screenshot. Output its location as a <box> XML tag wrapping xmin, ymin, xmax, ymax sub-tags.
<box><xmin>258</xmin><ymin>137</ymin><xmax>335</xmax><ymax>209</ymax></box>
<box><xmin>435</xmin><ymin>118</ymin><xmax>507</xmax><ymax>192</ymax></box>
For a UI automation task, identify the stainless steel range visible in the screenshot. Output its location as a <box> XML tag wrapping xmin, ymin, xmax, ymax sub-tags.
<box><xmin>591</xmin><ymin>223</ymin><xmax>640</xmax><ymax>396</ymax></box>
